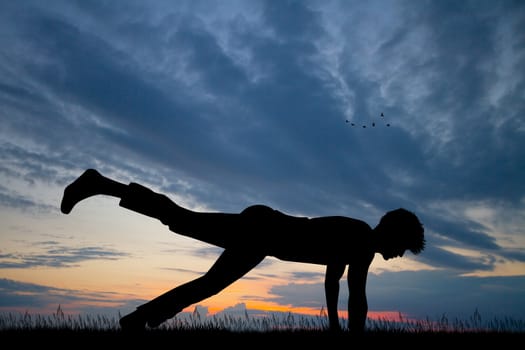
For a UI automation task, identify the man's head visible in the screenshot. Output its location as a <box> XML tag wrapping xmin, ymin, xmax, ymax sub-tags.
<box><xmin>374</xmin><ymin>208</ymin><xmax>425</xmax><ymax>260</ymax></box>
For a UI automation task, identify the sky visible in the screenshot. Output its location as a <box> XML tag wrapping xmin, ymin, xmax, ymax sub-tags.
<box><xmin>1</xmin><ymin>0</ymin><xmax>524</xmax><ymax>328</ymax></box>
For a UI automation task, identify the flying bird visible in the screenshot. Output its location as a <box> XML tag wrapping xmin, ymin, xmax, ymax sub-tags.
<box><xmin>345</xmin><ymin>112</ymin><xmax>390</xmax><ymax>129</ymax></box>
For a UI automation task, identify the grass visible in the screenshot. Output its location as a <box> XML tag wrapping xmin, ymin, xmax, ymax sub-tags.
<box><xmin>1</xmin><ymin>305</ymin><xmax>523</xmax><ymax>345</ymax></box>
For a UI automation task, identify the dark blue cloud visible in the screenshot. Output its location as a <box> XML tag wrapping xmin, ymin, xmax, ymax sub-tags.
<box><xmin>367</xmin><ymin>270</ymin><xmax>525</xmax><ymax>320</ymax></box>
<box><xmin>0</xmin><ymin>278</ymin><xmax>143</xmax><ymax>318</ymax></box>
<box><xmin>417</xmin><ymin>245</ymin><xmax>495</xmax><ymax>271</ymax></box>
<box><xmin>269</xmin><ymin>269</ymin><xmax>525</xmax><ymax>320</ymax></box>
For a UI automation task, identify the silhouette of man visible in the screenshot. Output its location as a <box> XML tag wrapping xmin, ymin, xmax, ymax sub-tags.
<box><xmin>60</xmin><ymin>169</ymin><xmax>425</xmax><ymax>334</ymax></box>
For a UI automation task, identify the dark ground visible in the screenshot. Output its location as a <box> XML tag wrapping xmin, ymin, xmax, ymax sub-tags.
<box><xmin>1</xmin><ymin>329</ymin><xmax>523</xmax><ymax>347</ymax></box>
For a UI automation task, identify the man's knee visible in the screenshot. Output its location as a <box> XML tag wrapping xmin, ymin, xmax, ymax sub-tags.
<box><xmin>122</xmin><ymin>183</ymin><xmax>180</xmax><ymax>225</ymax></box>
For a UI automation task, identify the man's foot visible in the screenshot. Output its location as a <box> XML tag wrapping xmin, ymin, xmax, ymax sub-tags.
<box><xmin>119</xmin><ymin>307</ymin><xmax>171</xmax><ymax>331</ymax></box>
<box><xmin>146</xmin><ymin>315</ymin><xmax>167</xmax><ymax>328</ymax></box>
<box><xmin>119</xmin><ymin>309</ymin><xmax>148</xmax><ymax>331</ymax></box>
<box><xmin>60</xmin><ymin>169</ymin><xmax>102</xmax><ymax>214</ymax></box>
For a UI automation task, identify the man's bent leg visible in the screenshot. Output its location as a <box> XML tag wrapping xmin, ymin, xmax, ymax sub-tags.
<box><xmin>120</xmin><ymin>249</ymin><xmax>265</xmax><ymax>330</ymax></box>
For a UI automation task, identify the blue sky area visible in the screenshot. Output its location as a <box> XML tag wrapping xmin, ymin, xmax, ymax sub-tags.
<box><xmin>0</xmin><ymin>0</ymin><xmax>524</xmax><ymax>325</ymax></box>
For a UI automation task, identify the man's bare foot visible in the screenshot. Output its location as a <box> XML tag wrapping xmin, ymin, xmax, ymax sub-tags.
<box><xmin>60</xmin><ymin>169</ymin><xmax>102</xmax><ymax>214</ymax></box>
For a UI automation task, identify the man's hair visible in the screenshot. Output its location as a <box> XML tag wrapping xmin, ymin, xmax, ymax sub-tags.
<box><xmin>377</xmin><ymin>208</ymin><xmax>425</xmax><ymax>254</ymax></box>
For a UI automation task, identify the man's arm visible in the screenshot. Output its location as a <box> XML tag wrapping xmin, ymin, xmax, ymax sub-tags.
<box><xmin>324</xmin><ymin>263</ymin><xmax>346</xmax><ymax>331</ymax></box>
<box><xmin>347</xmin><ymin>264</ymin><xmax>369</xmax><ymax>334</ymax></box>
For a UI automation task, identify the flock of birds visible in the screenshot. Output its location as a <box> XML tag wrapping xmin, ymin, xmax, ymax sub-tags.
<box><xmin>346</xmin><ymin>112</ymin><xmax>390</xmax><ymax>128</ymax></box>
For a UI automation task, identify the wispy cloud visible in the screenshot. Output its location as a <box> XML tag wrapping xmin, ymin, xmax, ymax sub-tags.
<box><xmin>0</xmin><ymin>242</ymin><xmax>130</xmax><ymax>269</ymax></box>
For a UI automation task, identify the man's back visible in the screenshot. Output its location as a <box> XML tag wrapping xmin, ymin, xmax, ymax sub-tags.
<box><xmin>266</xmin><ymin>215</ymin><xmax>374</xmax><ymax>265</ymax></box>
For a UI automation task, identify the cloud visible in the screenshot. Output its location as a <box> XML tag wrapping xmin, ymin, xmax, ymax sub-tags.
<box><xmin>0</xmin><ymin>278</ymin><xmax>141</xmax><ymax>317</ymax></box>
<box><xmin>2</xmin><ymin>0</ymin><xmax>523</xmax><ymax>213</ymax></box>
<box><xmin>0</xmin><ymin>242</ymin><xmax>130</xmax><ymax>269</ymax></box>
<box><xmin>0</xmin><ymin>185</ymin><xmax>55</xmax><ymax>213</ymax></box>
<box><xmin>267</xmin><ymin>269</ymin><xmax>525</xmax><ymax>320</ymax></box>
